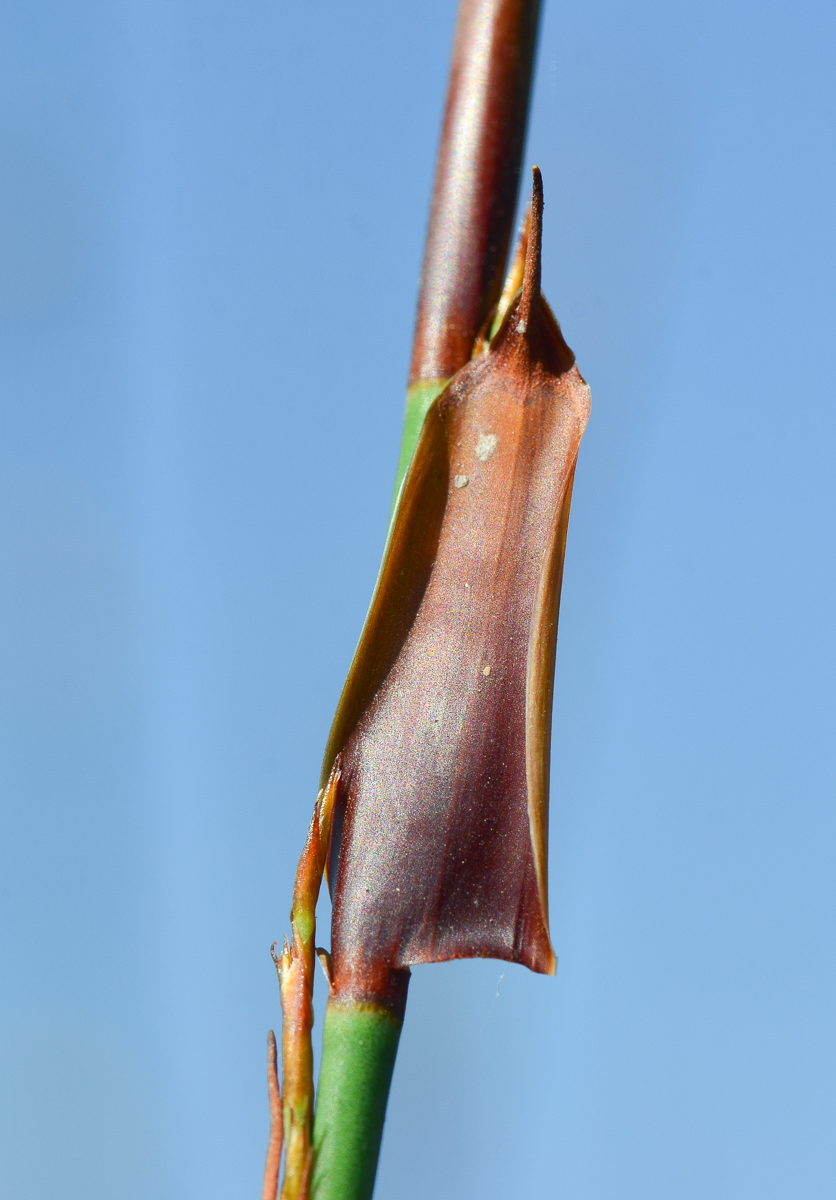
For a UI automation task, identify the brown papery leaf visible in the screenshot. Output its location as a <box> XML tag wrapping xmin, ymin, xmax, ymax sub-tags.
<box><xmin>323</xmin><ymin>169</ymin><xmax>590</xmax><ymax>999</ymax></box>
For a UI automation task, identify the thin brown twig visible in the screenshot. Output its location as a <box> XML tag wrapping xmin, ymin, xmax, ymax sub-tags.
<box><xmin>260</xmin><ymin>1030</ymin><xmax>283</xmax><ymax>1200</ymax></box>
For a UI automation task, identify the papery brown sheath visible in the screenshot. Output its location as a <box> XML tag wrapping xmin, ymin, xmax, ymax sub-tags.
<box><xmin>322</xmin><ymin>169</ymin><xmax>590</xmax><ymax>1000</ymax></box>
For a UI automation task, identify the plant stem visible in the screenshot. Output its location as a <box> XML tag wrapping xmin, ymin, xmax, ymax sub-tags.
<box><xmin>261</xmin><ymin>1031</ymin><xmax>283</xmax><ymax>1200</ymax></box>
<box><xmin>312</xmin><ymin>2</ymin><xmax>543</xmax><ymax>1196</ymax></box>
<box><xmin>310</xmin><ymin>1002</ymin><xmax>405</xmax><ymax>1200</ymax></box>
<box><xmin>409</xmin><ymin>0</ymin><xmax>542</xmax><ymax>387</ymax></box>
<box><xmin>391</xmin><ymin>378</ymin><xmax>447</xmax><ymax>507</ymax></box>
<box><xmin>394</xmin><ymin>0</ymin><xmax>541</xmax><ymax>506</ymax></box>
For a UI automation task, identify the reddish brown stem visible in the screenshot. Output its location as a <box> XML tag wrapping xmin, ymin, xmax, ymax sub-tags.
<box><xmin>261</xmin><ymin>1030</ymin><xmax>283</xmax><ymax>1200</ymax></box>
<box><xmin>409</xmin><ymin>0</ymin><xmax>542</xmax><ymax>385</ymax></box>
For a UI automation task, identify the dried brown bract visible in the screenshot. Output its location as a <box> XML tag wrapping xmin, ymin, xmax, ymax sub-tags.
<box><xmin>321</xmin><ymin>169</ymin><xmax>590</xmax><ymax>1000</ymax></box>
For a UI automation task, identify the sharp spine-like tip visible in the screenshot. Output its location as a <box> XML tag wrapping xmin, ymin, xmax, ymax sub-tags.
<box><xmin>518</xmin><ymin>166</ymin><xmax>543</xmax><ymax>329</ymax></box>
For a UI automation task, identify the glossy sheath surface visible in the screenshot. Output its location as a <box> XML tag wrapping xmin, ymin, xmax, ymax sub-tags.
<box><xmin>324</xmin><ymin>173</ymin><xmax>590</xmax><ymax>996</ymax></box>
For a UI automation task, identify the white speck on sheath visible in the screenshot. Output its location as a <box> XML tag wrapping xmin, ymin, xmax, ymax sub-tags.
<box><xmin>475</xmin><ymin>432</ymin><xmax>498</xmax><ymax>462</ymax></box>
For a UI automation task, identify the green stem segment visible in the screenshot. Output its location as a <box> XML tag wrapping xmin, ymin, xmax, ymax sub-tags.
<box><xmin>390</xmin><ymin>378</ymin><xmax>449</xmax><ymax>514</ymax></box>
<box><xmin>311</xmin><ymin>1001</ymin><xmax>405</xmax><ymax>1200</ymax></box>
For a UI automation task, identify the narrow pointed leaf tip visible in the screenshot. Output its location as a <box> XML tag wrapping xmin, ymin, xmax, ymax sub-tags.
<box><xmin>323</xmin><ymin>169</ymin><xmax>590</xmax><ymax>996</ymax></box>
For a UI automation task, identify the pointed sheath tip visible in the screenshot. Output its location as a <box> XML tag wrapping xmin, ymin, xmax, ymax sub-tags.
<box><xmin>518</xmin><ymin>167</ymin><xmax>543</xmax><ymax>329</ymax></box>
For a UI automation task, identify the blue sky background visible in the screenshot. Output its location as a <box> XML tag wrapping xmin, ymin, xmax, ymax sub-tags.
<box><xmin>1</xmin><ymin>1</ymin><xmax>835</xmax><ymax>1197</ymax></box>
